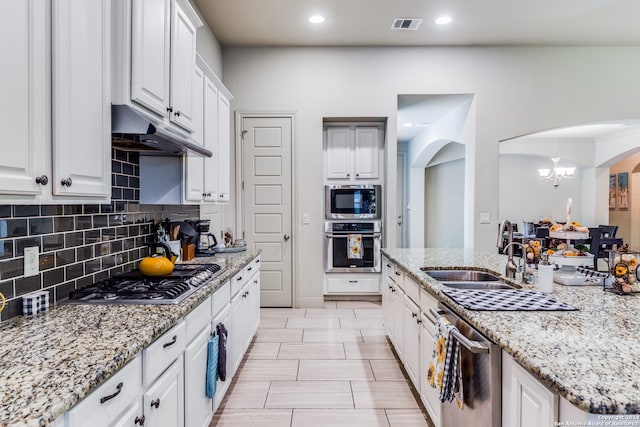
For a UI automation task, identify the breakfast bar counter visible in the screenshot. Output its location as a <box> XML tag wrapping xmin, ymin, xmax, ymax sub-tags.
<box><xmin>382</xmin><ymin>248</ymin><xmax>640</xmax><ymax>415</ymax></box>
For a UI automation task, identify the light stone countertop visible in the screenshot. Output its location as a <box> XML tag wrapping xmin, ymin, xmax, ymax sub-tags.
<box><xmin>382</xmin><ymin>248</ymin><xmax>640</xmax><ymax>415</ymax></box>
<box><xmin>0</xmin><ymin>250</ymin><xmax>259</xmax><ymax>427</ymax></box>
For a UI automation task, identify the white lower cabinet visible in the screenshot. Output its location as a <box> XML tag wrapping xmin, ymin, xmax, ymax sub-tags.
<box><xmin>61</xmin><ymin>257</ymin><xmax>261</xmax><ymax>427</ymax></box>
<box><xmin>326</xmin><ymin>276</ymin><xmax>380</xmax><ymax>293</ymax></box>
<box><xmin>502</xmin><ymin>351</ymin><xmax>558</xmax><ymax>427</ymax></box>
<box><xmin>144</xmin><ymin>355</ymin><xmax>185</xmax><ymax>427</ymax></box>
<box><xmin>392</xmin><ymin>281</ymin><xmax>405</xmax><ymax>360</ymax></box>
<box><xmin>402</xmin><ymin>295</ymin><xmax>420</xmax><ymax>388</ymax></box>
<box><xmin>420</xmin><ymin>312</ymin><xmax>441</xmax><ymax>427</ymax></box>
<box><xmin>184</xmin><ymin>325</ymin><xmax>213</xmax><ymax>427</ymax></box>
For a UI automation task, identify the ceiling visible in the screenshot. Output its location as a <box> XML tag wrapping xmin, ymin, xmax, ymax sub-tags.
<box><xmin>194</xmin><ymin>0</ymin><xmax>640</xmax><ymax>47</ymax></box>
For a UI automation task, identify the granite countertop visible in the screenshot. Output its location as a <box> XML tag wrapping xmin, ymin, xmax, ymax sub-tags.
<box><xmin>0</xmin><ymin>250</ymin><xmax>259</xmax><ymax>427</ymax></box>
<box><xmin>382</xmin><ymin>248</ymin><xmax>640</xmax><ymax>415</ymax></box>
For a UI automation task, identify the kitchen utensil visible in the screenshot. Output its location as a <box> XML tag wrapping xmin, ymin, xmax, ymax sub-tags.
<box><xmin>170</xmin><ymin>224</ymin><xmax>180</xmax><ymax>241</ymax></box>
<box><xmin>140</xmin><ymin>243</ymin><xmax>177</xmax><ymax>276</ymax></box>
<box><xmin>182</xmin><ymin>243</ymin><xmax>196</xmax><ymax>261</ymax></box>
<box><xmin>178</xmin><ymin>221</ymin><xmax>197</xmax><ymax>245</ymax></box>
<box><xmin>167</xmin><ymin>240</ymin><xmax>182</xmax><ymax>262</ymax></box>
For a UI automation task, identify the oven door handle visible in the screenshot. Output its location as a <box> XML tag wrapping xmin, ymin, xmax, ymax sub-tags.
<box><xmin>325</xmin><ymin>233</ymin><xmax>382</xmax><ymax>238</ymax></box>
<box><xmin>427</xmin><ymin>308</ymin><xmax>490</xmax><ymax>354</ymax></box>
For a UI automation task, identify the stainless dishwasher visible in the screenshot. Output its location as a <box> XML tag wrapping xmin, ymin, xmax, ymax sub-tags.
<box><xmin>427</xmin><ymin>304</ymin><xmax>501</xmax><ymax>427</ymax></box>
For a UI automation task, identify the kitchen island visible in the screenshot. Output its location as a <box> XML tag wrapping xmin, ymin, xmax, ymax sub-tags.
<box><xmin>0</xmin><ymin>250</ymin><xmax>259</xmax><ymax>427</ymax></box>
<box><xmin>382</xmin><ymin>248</ymin><xmax>640</xmax><ymax>418</ymax></box>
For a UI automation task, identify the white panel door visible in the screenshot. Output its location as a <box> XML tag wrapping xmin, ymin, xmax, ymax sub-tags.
<box><xmin>52</xmin><ymin>0</ymin><xmax>111</xmax><ymax>197</ymax></box>
<box><xmin>130</xmin><ymin>0</ymin><xmax>170</xmax><ymax>117</ymax></box>
<box><xmin>354</xmin><ymin>127</ymin><xmax>380</xmax><ymax>179</ymax></box>
<box><xmin>241</xmin><ymin>116</ymin><xmax>293</xmax><ymax>307</ymax></box>
<box><xmin>325</xmin><ymin>127</ymin><xmax>352</xmax><ymax>179</ymax></box>
<box><xmin>169</xmin><ymin>0</ymin><xmax>196</xmax><ymax>131</ymax></box>
<box><xmin>0</xmin><ymin>0</ymin><xmax>49</xmax><ymax>196</ymax></box>
<box><xmin>203</xmin><ymin>76</ymin><xmax>219</xmax><ymax>201</ymax></box>
<box><xmin>144</xmin><ymin>356</ymin><xmax>185</xmax><ymax>427</ymax></box>
<box><xmin>217</xmin><ymin>93</ymin><xmax>231</xmax><ymax>202</ymax></box>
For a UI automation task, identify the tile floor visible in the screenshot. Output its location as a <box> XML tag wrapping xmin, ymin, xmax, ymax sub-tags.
<box><xmin>210</xmin><ymin>300</ymin><xmax>432</xmax><ymax>427</ymax></box>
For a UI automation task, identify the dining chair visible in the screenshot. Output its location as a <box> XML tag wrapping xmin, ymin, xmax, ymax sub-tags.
<box><xmin>586</xmin><ymin>227</ymin><xmax>603</xmax><ymax>271</ymax></box>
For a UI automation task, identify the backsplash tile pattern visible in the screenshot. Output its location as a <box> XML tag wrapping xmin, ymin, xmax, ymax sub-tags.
<box><xmin>0</xmin><ymin>149</ymin><xmax>199</xmax><ymax>322</ymax></box>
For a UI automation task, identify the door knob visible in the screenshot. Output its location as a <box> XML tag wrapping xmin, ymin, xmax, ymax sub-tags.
<box><xmin>284</xmin><ymin>234</ymin><xmax>290</xmax><ymax>241</ymax></box>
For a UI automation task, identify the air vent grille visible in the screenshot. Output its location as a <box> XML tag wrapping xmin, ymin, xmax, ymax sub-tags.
<box><xmin>391</xmin><ymin>18</ymin><xmax>423</xmax><ymax>31</ymax></box>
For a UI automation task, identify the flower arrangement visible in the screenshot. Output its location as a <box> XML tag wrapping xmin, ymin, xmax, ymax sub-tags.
<box><xmin>608</xmin><ymin>245</ymin><xmax>640</xmax><ymax>294</ymax></box>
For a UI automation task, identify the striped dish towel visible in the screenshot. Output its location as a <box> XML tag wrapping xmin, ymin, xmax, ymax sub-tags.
<box><xmin>206</xmin><ymin>334</ymin><xmax>219</xmax><ymax>398</ymax></box>
<box><xmin>427</xmin><ymin>315</ymin><xmax>464</xmax><ymax>409</ymax></box>
<box><xmin>576</xmin><ymin>266</ymin><xmax>609</xmax><ymax>278</ymax></box>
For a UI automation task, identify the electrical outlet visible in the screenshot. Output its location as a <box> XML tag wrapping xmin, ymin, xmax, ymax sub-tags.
<box><xmin>302</xmin><ymin>213</ymin><xmax>310</xmax><ymax>225</ymax></box>
<box><xmin>480</xmin><ymin>212</ymin><xmax>491</xmax><ymax>224</ymax></box>
<box><xmin>24</xmin><ymin>246</ymin><xmax>39</xmax><ymax>277</ymax></box>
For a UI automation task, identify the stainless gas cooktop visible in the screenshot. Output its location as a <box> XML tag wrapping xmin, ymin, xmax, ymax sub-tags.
<box><xmin>67</xmin><ymin>263</ymin><xmax>223</xmax><ymax>305</ymax></box>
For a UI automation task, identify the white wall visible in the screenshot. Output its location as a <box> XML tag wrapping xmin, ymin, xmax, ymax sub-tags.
<box><xmin>425</xmin><ymin>159</ymin><xmax>465</xmax><ymax>247</ymax></box>
<box><xmin>222</xmin><ymin>46</ymin><xmax>640</xmax><ymax>307</ymax></box>
<box><xmin>192</xmin><ymin>0</ymin><xmax>223</xmax><ymax>77</ymax></box>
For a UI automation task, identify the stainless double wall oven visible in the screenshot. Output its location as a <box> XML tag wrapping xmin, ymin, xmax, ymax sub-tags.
<box><xmin>324</xmin><ymin>185</ymin><xmax>382</xmax><ymax>273</ymax></box>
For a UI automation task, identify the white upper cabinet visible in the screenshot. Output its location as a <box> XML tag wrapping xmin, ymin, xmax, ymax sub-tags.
<box><xmin>217</xmin><ymin>92</ymin><xmax>231</xmax><ymax>203</ymax></box>
<box><xmin>203</xmin><ymin>75</ymin><xmax>219</xmax><ymax>201</ymax></box>
<box><xmin>324</xmin><ymin>124</ymin><xmax>382</xmax><ymax>182</ymax></box>
<box><xmin>113</xmin><ymin>0</ymin><xmax>202</xmax><ymax>132</ymax></box>
<box><xmin>130</xmin><ymin>0</ymin><xmax>171</xmax><ymax>117</ymax></box>
<box><xmin>169</xmin><ymin>0</ymin><xmax>198</xmax><ymax>131</ymax></box>
<box><xmin>52</xmin><ymin>0</ymin><xmax>111</xmax><ymax>198</ymax></box>
<box><xmin>184</xmin><ymin>65</ymin><xmax>205</xmax><ymax>202</ymax></box>
<box><xmin>0</xmin><ymin>0</ymin><xmax>50</xmax><ymax>197</ymax></box>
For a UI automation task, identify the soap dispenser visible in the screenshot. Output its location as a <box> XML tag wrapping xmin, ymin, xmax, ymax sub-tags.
<box><xmin>537</xmin><ymin>253</ymin><xmax>554</xmax><ymax>293</ymax></box>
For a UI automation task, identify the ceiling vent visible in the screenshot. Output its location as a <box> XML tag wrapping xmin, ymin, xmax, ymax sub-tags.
<box><xmin>391</xmin><ymin>18</ymin><xmax>423</xmax><ymax>31</ymax></box>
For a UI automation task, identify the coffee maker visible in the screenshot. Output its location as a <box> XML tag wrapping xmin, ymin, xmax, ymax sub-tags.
<box><xmin>194</xmin><ymin>220</ymin><xmax>218</xmax><ymax>257</ymax></box>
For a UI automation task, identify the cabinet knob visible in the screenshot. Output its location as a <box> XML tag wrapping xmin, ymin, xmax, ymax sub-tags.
<box><xmin>356</xmin><ymin>173</ymin><xmax>360</xmax><ymax>177</ymax></box>
<box><xmin>166</xmin><ymin>107</ymin><xmax>173</xmax><ymax>113</ymax></box>
<box><xmin>150</xmin><ymin>398</ymin><xmax>160</xmax><ymax>409</ymax></box>
<box><xmin>346</xmin><ymin>173</ymin><xmax>350</xmax><ymax>177</ymax></box>
<box><xmin>60</xmin><ymin>177</ymin><xmax>72</xmax><ymax>187</ymax></box>
<box><xmin>174</xmin><ymin>111</ymin><xmax>181</xmax><ymax>117</ymax></box>
<box><xmin>416</xmin><ymin>318</ymin><xmax>422</xmax><ymax>324</ymax></box>
<box><xmin>35</xmin><ymin>175</ymin><xmax>48</xmax><ymax>185</ymax></box>
<box><xmin>135</xmin><ymin>415</ymin><xmax>145</xmax><ymax>426</ymax></box>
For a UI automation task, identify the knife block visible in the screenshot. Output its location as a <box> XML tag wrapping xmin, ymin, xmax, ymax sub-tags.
<box><xmin>182</xmin><ymin>244</ymin><xmax>195</xmax><ymax>261</ymax></box>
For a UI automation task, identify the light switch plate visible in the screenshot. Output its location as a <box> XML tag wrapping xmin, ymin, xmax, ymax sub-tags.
<box><xmin>302</xmin><ymin>213</ymin><xmax>310</xmax><ymax>225</ymax></box>
<box><xmin>24</xmin><ymin>246</ymin><xmax>39</xmax><ymax>277</ymax></box>
<box><xmin>480</xmin><ymin>212</ymin><xmax>491</xmax><ymax>224</ymax></box>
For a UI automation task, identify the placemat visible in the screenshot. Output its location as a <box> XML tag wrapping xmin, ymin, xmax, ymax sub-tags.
<box><xmin>442</xmin><ymin>288</ymin><xmax>577</xmax><ymax>311</ymax></box>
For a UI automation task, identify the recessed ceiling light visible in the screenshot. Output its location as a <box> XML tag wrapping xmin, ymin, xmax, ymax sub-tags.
<box><xmin>308</xmin><ymin>15</ymin><xmax>325</xmax><ymax>24</ymax></box>
<box><xmin>435</xmin><ymin>16</ymin><xmax>452</xmax><ymax>25</ymax></box>
<box><xmin>402</xmin><ymin>122</ymin><xmax>413</xmax><ymax>127</ymax></box>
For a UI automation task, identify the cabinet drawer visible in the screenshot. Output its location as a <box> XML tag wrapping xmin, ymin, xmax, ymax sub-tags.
<box><xmin>382</xmin><ymin>257</ymin><xmax>394</xmax><ymax>279</ymax></box>
<box><xmin>66</xmin><ymin>356</ymin><xmax>142</xmax><ymax>427</ymax></box>
<box><xmin>143</xmin><ymin>320</ymin><xmax>186</xmax><ymax>387</ymax></box>
<box><xmin>327</xmin><ymin>277</ymin><xmax>380</xmax><ymax>293</ymax></box>
<box><xmin>247</xmin><ymin>256</ymin><xmax>260</xmax><ymax>276</ymax></box>
<box><xmin>185</xmin><ymin>295</ymin><xmax>212</xmax><ymax>344</ymax></box>
<box><xmin>392</xmin><ymin>265</ymin><xmax>405</xmax><ymax>287</ymax></box>
<box><xmin>404</xmin><ymin>275</ymin><xmax>420</xmax><ymax>304</ymax></box>
<box><xmin>212</xmin><ymin>280</ymin><xmax>231</xmax><ymax>316</ymax></box>
<box><xmin>231</xmin><ymin>267</ymin><xmax>249</xmax><ymax>297</ymax></box>
<box><xmin>420</xmin><ymin>289</ymin><xmax>439</xmax><ymax>336</ymax></box>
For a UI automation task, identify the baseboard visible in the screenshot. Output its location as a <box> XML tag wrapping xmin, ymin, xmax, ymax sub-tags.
<box><xmin>295</xmin><ymin>296</ymin><xmax>325</xmax><ymax>308</ymax></box>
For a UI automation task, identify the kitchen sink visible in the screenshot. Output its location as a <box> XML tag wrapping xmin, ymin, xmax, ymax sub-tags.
<box><xmin>422</xmin><ymin>269</ymin><xmax>502</xmax><ymax>282</ymax></box>
<box><xmin>439</xmin><ymin>281</ymin><xmax>516</xmax><ymax>290</ymax></box>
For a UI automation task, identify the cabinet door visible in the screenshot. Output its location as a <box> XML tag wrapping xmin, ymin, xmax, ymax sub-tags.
<box><xmin>402</xmin><ymin>295</ymin><xmax>420</xmax><ymax>387</ymax></box>
<box><xmin>169</xmin><ymin>0</ymin><xmax>197</xmax><ymax>131</ymax></box>
<box><xmin>144</xmin><ymin>356</ymin><xmax>185</xmax><ymax>427</ymax></box>
<box><xmin>0</xmin><ymin>0</ymin><xmax>50</xmax><ymax>196</ymax></box>
<box><xmin>229</xmin><ymin>292</ymin><xmax>244</xmax><ymax>374</ymax></box>
<box><xmin>183</xmin><ymin>65</ymin><xmax>205</xmax><ymax>202</ymax></box>
<box><xmin>250</xmin><ymin>271</ymin><xmax>261</xmax><ymax>336</ymax></box>
<box><xmin>420</xmin><ymin>316</ymin><xmax>441</xmax><ymax>427</ymax></box>
<box><xmin>325</xmin><ymin>127</ymin><xmax>352</xmax><ymax>179</ymax></box>
<box><xmin>184</xmin><ymin>326</ymin><xmax>213</xmax><ymax>427</ymax></box>
<box><xmin>213</xmin><ymin>304</ymin><xmax>231</xmax><ymax>413</ymax></box>
<box><xmin>217</xmin><ymin>92</ymin><xmax>231</xmax><ymax>202</ymax></box>
<box><xmin>502</xmin><ymin>351</ymin><xmax>558</xmax><ymax>427</ymax></box>
<box><xmin>52</xmin><ymin>0</ymin><xmax>111</xmax><ymax>198</ymax></box>
<box><xmin>354</xmin><ymin>127</ymin><xmax>380</xmax><ymax>179</ymax></box>
<box><xmin>392</xmin><ymin>285</ymin><xmax>405</xmax><ymax>360</ymax></box>
<box><xmin>130</xmin><ymin>0</ymin><xmax>171</xmax><ymax>117</ymax></box>
<box><xmin>111</xmin><ymin>399</ymin><xmax>144</xmax><ymax>427</ymax></box>
<box><xmin>203</xmin><ymin>76</ymin><xmax>219</xmax><ymax>201</ymax></box>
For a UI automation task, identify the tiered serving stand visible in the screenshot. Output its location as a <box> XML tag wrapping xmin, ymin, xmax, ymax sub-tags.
<box><xmin>547</xmin><ymin>230</ymin><xmax>597</xmax><ymax>285</ymax></box>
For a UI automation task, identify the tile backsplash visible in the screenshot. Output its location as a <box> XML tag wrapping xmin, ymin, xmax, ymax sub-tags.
<box><xmin>0</xmin><ymin>149</ymin><xmax>199</xmax><ymax>322</ymax></box>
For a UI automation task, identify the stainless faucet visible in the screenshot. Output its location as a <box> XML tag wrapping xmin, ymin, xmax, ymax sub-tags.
<box><xmin>497</xmin><ymin>219</ymin><xmax>519</xmax><ymax>279</ymax></box>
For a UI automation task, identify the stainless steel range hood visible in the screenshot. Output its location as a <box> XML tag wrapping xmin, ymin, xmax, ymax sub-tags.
<box><xmin>111</xmin><ymin>104</ymin><xmax>212</xmax><ymax>157</ymax></box>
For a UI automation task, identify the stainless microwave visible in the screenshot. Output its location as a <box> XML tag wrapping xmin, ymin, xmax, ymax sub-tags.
<box><xmin>325</xmin><ymin>185</ymin><xmax>381</xmax><ymax>220</ymax></box>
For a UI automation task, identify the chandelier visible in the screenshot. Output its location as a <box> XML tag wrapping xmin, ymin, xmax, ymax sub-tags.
<box><xmin>537</xmin><ymin>157</ymin><xmax>575</xmax><ymax>188</ymax></box>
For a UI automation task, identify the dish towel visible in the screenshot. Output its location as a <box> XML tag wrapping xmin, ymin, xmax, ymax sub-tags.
<box><xmin>216</xmin><ymin>323</ymin><xmax>228</xmax><ymax>381</ymax></box>
<box><xmin>206</xmin><ymin>333</ymin><xmax>219</xmax><ymax>398</ymax></box>
<box><xmin>442</xmin><ymin>288</ymin><xmax>577</xmax><ymax>311</ymax></box>
<box><xmin>348</xmin><ymin>234</ymin><xmax>363</xmax><ymax>259</ymax></box>
<box><xmin>427</xmin><ymin>315</ymin><xmax>464</xmax><ymax>409</ymax></box>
